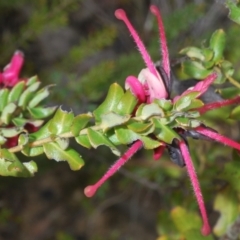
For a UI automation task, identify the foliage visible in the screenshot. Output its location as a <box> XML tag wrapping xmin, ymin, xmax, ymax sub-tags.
<box><xmin>1</xmin><ymin>1</ymin><xmax>240</xmax><ymax>239</ymax></box>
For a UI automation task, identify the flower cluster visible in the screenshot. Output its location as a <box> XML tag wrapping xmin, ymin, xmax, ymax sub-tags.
<box><xmin>84</xmin><ymin>5</ymin><xmax>240</xmax><ymax>236</ymax></box>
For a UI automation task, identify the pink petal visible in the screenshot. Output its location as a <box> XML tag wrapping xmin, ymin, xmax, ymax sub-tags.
<box><xmin>3</xmin><ymin>50</ymin><xmax>24</xmax><ymax>86</ymax></box>
<box><xmin>173</xmin><ymin>73</ymin><xmax>217</xmax><ymax>103</ymax></box>
<box><xmin>125</xmin><ymin>76</ymin><xmax>146</xmax><ymax>103</ymax></box>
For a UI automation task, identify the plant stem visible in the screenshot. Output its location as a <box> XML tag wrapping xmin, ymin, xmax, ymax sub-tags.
<box><xmin>228</xmin><ymin>76</ymin><xmax>240</xmax><ymax>89</ymax></box>
<box><xmin>8</xmin><ymin>125</ymin><xmax>102</xmax><ymax>153</ymax></box>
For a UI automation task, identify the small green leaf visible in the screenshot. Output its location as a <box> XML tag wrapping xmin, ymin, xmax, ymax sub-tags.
<box><xmin>127</xmin><ymin>120</ymin><xmax>153</xmax><ymax>134</ymax></box>
<box><xmin>153</xmin><ymin>118</ymin><xmax>180</xmax><ymax>144</ymax></box>
<box><xmin>139</xmin><ymin>103</ymin><xmax>164</xmax><ymax>120</ymax></box>
<box><xmin>49</xmin><ymin>107</ymin><xmax>74</xmax><ymax>135</ymax></box>
<box><xmin>179</xmin><ymin>46</ymin><xmax>205</xmax><ymax>61</ymax></box>
<box><xmin>28</xmin><ymin>106</ymin><xmax>57</xmax><ymax>119</ymax></box>
<box><xmin>202</xmin><ymin>48</ymin><xmax>214</xmax><ymax>62</ymax></box>
<box><xmin>87</xmin><ymin>128</ymin><xmax>120</xmax><ymax>156</ymax></box>
<box><xmin>56</xmin><ymin>138</ymin><xmax>69</xmax><ymax>150</ymax></box>
<box><xmin>115</xmin><ymin>127</ymin><xmax>139</xmax><ymax>145</ymax></box>
<box><xmin>174</xmin><ymin>92</ymin><xmax>199</xmax><ymax>111</ymax></box>
<box><xmin>18</xmin><ymin>133</ymin><xmax>29</xmax><ymax>145</ymax></box>
<box><xmin>21</xmin><ymin>145</ymin><xmax>44</xmax><ymax>157</ymax></box>
<box><xmin>0</xmin><ymin>149</ymin><xmax>37</xmax><ymax>177</ymax></box>
<box><xmin>182</xmin><ymin>61</ymin><xmax>211</xmax><ymax>79</ymax></box>
<box><xmin>140</xmin><ymin>136</ymin><xmax>162</xmax><ymax>149</ymax></box>
<box><xmin>28</xmin><ymin>85</ymin><xmax>54</xmax><ymax>108</ymax></box>
<box><xmin>209</xmin><ymin>29</ymin><xmax>226</xmax><ymax>63</ymax></box>
<box><xmin>184</xmin><ymin>99</ymin><xmax>204</xmax><ymax>111</ymax></box>
<box><xmin>229</xmin><ymin>105</ymin><xmax>240</xmax><ymax>120</ymax></box>
<box><xmin>100</xmin><ymin>112</ymin><xmax>130</xmax><ymax>131</ymax></box>
<box><xmin>1</xmin><ymin>103</ymin><xmax>17</xmax><ymax>124</ymax></box>
<box><xmin>12</xmin><ymin>117</ymin><xmax>44</xmax><ymax>127</ymax></box>
<box><xmin>8</xmin><ymin>81</ymin><xmax>25</xmax><ymax>103</ymax></box>
<box><xmin>225</xmin><ymin>0</ymin><xmax>240</xmax><ymax>24</ymax></box>
<box><xmin>219</xmin><ymin>87</ymin><xmax>240</xmax><ymax>99</ymax></box>
<box><xmin>75</xmin><ymin>134</ymin><xmax>91</xmax><ymax>149</ymax></box>
<box><xmin>0</xmin><ymin>89</ymin><xmax>9</xmax><ymax>112</ymax></box>
<box><xmin>26</xmin><ymin>76</ymin><xmax>38</xmax><ymax>86</ymax></box>
<box><xmin>115</xmin><ymin>90</ymin><xmax>138</xmax><ymax>115</ymax></box>
<box><xmin>43</xmin><ymin>142</ymin><xmax>84</xmax><ymax>170</ymax></box>
<box><xmin>213</xmin><ymin>187</ymin><xmax>238</xmax><ymax>236</ymax></box>
<box><xmin>18</xmin><ymin>81</ymin><xmax>41</xmax><ymax>108</ymax></box>
<box><xmin>154</xmin><ymin>99</ymin><xmax>173</xmax><ymax>111</ymax></box>
<box><xmin>93</xmin><ymin>83</ymin><xmax>124</xmax><ymax>122</ymax></box>
<box><xmin>71</xmin><ymin>113</ymin><xmax>92</xmax><ymax>137</ymax></box>
<box><xmin>0</xmin><ymin>126</ymin><xmax>23</xmax><ymax>138</ymax></box>
<box><xmin>222</xmin><ymin>60</ymin><xmax>234</xmax><ymax>77</ymax></box>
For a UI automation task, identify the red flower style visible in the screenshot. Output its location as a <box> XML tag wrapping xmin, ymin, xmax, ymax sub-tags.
<box><xmin>84</xmin><ymin>6</ymin><xmax>240</xmax><ymax>236</ymax></box>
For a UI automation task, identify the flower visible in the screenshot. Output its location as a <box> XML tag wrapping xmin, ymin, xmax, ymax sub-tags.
<box><xmin>0</xmin><ymin>50</ymin><xmax>24</xmax><ymax>87</ymax></box>
<box><xmin>84</xmin><ymin>5</ymin><xmax>240</xmax><ymax>236</ymax></box>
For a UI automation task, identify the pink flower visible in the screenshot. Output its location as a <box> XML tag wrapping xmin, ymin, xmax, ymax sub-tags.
<box><xmin>1</xmin><ymin>50</ymin><xmax>24</xmax><ymax>87</ymax></box>
<box><xmin>84</xmin><ymin>5</ymin><xmax>240</xmax><ymax>236</ymax></box>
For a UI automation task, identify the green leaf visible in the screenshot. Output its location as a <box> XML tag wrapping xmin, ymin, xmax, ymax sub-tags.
<box><xmin>49</xmin><ymin>107</ymin><xmax>74</xmax><ymax>135</ymax></box>
<box><xmin>140</xmin><ymin>136</ymin><xmax>162</xmax><ymax>149</ymax></box>
<box><xmin>182</xmin><ymin>61</ymin><xmax>211</xmax><ymax>79</ymax></box>
<box><xmin>229</xmin><ymin>105</ymin><xmax>240</xmax><ymax>120</ymax></box>
<box><xmin>30</xmin><ymin>120</ymin><xmax>52</xmax><ymax>140</ymax></box>
<box><xmin>225</xmin><ymin>0</ymin><xmax>240</xmax><ymax>24</ymax></box>
<box><xmin>174</xmin><ymin>92</ymin><xmax>199</xmax><ymax>111</ymax></box>
<box><xmin>127</xmin><ymin>120</ymin><xmax>154</xmax><ymax>134</ymax></box>
<box><xmin>221</xmin><ymin>60</ymin><xmax>234</xmax><ymax>78</ymax></box>
<box><xmin>219</xmin><ymin>87</ymin><xmax>240</xmax><ymax>99</ymax></box>
<box><xmin>28</xmin><ymin>106</ymin><xmax>57</xmax><ymax>119</ymax></box>
<box><xmin>26</xmin><ymin>76</ymin><xmax>38</xmax><ymax>86</ymax></box>
<box><xmin>115</xmin><ymin>90</ymin><xmax>138</xmax><ymax>115</ymax></box>
<box><xmin>28</xmin><ymin>85</ymin><xmax>54</xmax><ymax>108</ymax></box>
<box><xmin>153</xmin><ymin>118</ymin><xmax>180</xmax><ymax>144</ymax></box>
<box><xmin>71</xmin><ymin>113</ymin><xmax>92</xmax><ymax>137</ymax></box>
<box><xmin>87</xmin><ymin>128</ymin><xmax>120</xmax><ymax>156</ymax></box>
<box><xmin>0</xmin><ymin>126</ymin><xmax>23</xmax><ymax>138</ymax></box>
<box><xmin>139</xmin><ymin>103</ymin><xmax>164</xmax><ymax>120</ymax></box>
<box><xmin>12</xmin><ymin>117</ymin><xmax>44</xmax><ymax>128</ymax></box>
<box><xmin>0</xmin><ymin>149</ymin><xmax>37</xmax><ymax>177</ymax></box>
<box><xmin>0</xmin><ymin>89</ymin><xmax>9</xmax><ymax>112</ymax></box>
<box><xmin>209</xmin><ymin>29</ymin><xmax>226</xmax><ymax>63</ymax></box>
<box><xmin>184</xmin><ymin>99</ymin><xmax>204</xmax><ymax>111</ymax></box>
<box><xmin>1</xmin><ymin>103</ymin><xmax>17</xmax><ymax>124</ymax></box>
<box><xmin>213</xmin><ymin>187</ymin><xmax>238</xmax><ymax>236</ymax></box>
<box><xmin>43</xmin><ymin>142</ymin><xmax>84</xmax><ymax>170</ymax></box>
<box><xmin>22</xmin><ymin>145</ymin><xmax>44</xmax><ymax>157</ymax></box>
<box><xmin>115</xmin><ymin>127</ymin><xmax>139</xmax><ymax>145</ymax></box>
<box><xmin>202</xmin><ymin>48</ymin><xmax>214</xmax><ymax>62</ymax></box>
<box><xmin>8</xmin><ymin>81</ymin><xmax>25</xmax><ymax>103</ymax></box>
<box><xmin>154</xmin><ymin>99</ymin><xmax>173</xmax><ymax>111</ymax></box>
<box><xmin>75</xmin><ymin>134</ymin><xmax>91</xmax><ymax>149</ymax></box>
<box><xmin>18</xmin><ymin>81</ymin><xmax>41</xmax><ymax>108</ymax></box>
<box><xmin>179</xmin><ymin>46</ymin><xmax>205</xmax><ymax>61</ymax></box>
<box><xmin>100</xmin><ymin>112</ymin><xmax>130</xmax><ymax>131</ymax></box>
<box><xmin>93</xmin><ymin>83</ymin><xmax>124</xmax><ymax>122</ymax></box>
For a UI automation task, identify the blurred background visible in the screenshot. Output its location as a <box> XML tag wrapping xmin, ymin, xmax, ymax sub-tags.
<box><xmin>0</xmin><ymin>0</ymin><xmax>240</xmax><ymax>239</ymax></box>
